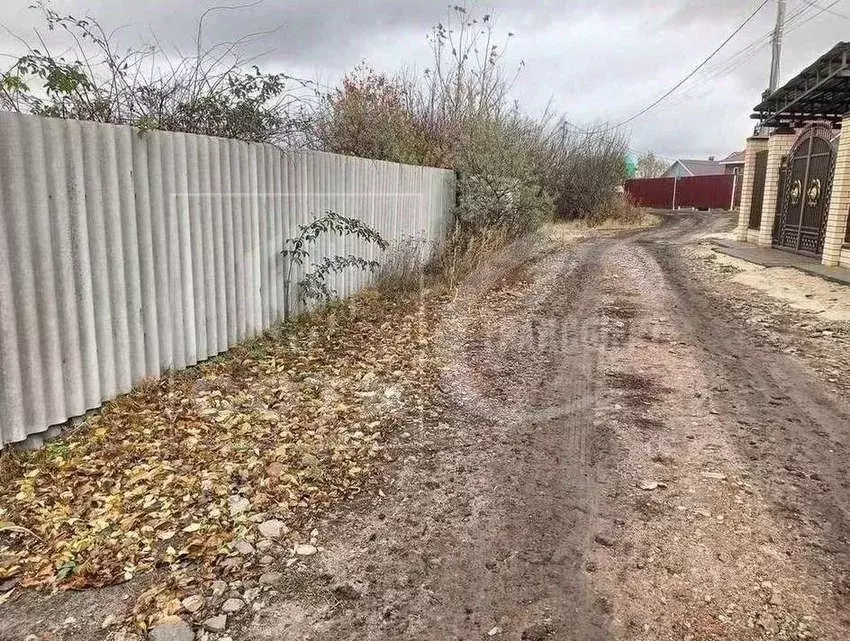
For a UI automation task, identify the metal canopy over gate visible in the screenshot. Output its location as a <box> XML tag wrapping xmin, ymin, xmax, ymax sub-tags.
<box><xmin>751</xmin><ymin>42</ymin><xmax>850</xmax><ymax>128</ymax></box>
<box><xmin>774</xmin><ymin>126</ymin><xmax>837</xmax><ymax>255</ymax></box>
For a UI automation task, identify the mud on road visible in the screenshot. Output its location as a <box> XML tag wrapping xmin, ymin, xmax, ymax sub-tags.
<box><xmin>15</xmin><ymin>213</ymin><xmax>846</xmax><ymax>641</ymax></box>
<box><xmin>234</xmin><ymin>212</ymin><xmax>850</xmax><ymax>641</ymax></box>
<box><xmin>235</xmin><ymin>212</ymin><xmax>850</xmax><ymax>641</ymax></box>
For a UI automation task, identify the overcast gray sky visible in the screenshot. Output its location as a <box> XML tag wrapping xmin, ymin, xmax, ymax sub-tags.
<box><xmin>1</xmin><ymin>0</ymin><xmax>847</xmax><ymax>163</ymax></box>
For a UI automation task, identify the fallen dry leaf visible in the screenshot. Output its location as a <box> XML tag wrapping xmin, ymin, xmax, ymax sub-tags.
<box><xmin>0</xmin><ymin>289</ymin><xmax>444</xmax><ymax>620</ymax></box>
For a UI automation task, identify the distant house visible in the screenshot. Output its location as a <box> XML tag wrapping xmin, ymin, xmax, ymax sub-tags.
<box><xmin>718</xmin><ymin>151</ymin><xmax>745</xmax><ymax>175</ymax></box>
<box><xmin>661</xmin><ymin>158</ymin><xmax>722</xmax><ymax>178</ymax></box>
<box><xmin>660</xmin><ymin>152</ymin><xmax>744</xmax><ymax>178</ymax></box>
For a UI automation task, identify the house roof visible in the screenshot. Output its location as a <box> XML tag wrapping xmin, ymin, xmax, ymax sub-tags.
<box><xmin>751</xmin><ymin>41</ymin><xmax>850</xmax><ymax>127</ymax></box>
<box><xmin>719</xmin><ymin>151</ymin><xmax>745</xmax><ymax>164</ymax></box>
<box><xmin>675</xmin><ymin>159</ymin><xmax>724</xmax><ymax>176</ymax></box>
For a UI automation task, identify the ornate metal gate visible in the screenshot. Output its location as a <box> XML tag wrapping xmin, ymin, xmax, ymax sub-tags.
<box><xmin>772</xmin><ymin>155</ymin><xmax>789</xmax><ymax>245</ymax></box>
<box><xmin>774</xmin><ymin>126</ymin><xmax>837</xmax><ymax>255</ymax></box>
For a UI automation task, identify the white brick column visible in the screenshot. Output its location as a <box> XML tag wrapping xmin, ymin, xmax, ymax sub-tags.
<box><xmin>736</xmin><ymin>136</ymin><xmax>769</xmax><ymax>241</ymax></box>
<box><xmin>758</xmin><ymin>130</ymin><xmax>797</xmax><ymax>247</ymax></box>
<box><xmin>823</xmin><ymin>116</ymin><xmax>850</xmax><ymax>266</ymax></box>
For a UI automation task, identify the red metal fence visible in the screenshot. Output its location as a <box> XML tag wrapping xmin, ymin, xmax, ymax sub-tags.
<box><xmin>624</xmin><ymin>177</ymin><xmax>675</xmax><ymax>209</ymax></box>
<box><xmin>625</xmin><ymin>174</ymin><xmax>739</xmax><ymax>210</ymax></box>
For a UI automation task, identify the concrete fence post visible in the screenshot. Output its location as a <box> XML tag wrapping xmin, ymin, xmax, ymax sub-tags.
<box><xmin>672</xmin><ymin>176</ymin><xmax>678</xmax><ymax>210</ymax></box>
<box><xmin>730</xmin><ymin>171</ymin><xmax>738</xmax><ymax>211</ymax></box>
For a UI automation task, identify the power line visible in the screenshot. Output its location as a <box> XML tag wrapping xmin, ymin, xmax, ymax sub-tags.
<box><xmin>649</xmin><ymin>0</ymin><xmax>839</xmax><ymax>110</ymax></box>
<box><xmin>803</xmin><ymin>0</ymin><xmax>850</xmax><ymax>19</ymax></box>
<box><xmin>564</xmin><ymin>0</ymin><xmax>840</xmax><ymax>140</ymax></box>
<box><xmin>608</xmin><ymin>0</ymin><xmax>771</xmax><ymax>128</ymax></box>
<box><xmin>699</xmin><ymin>0</ymin><xmax>838</xmax><ymax>85</ymax></box>
<box><xmin>563</xmin><ymin>0</ymin><xmax>771</xmax><ymax>134</ymax></box>
<box><xmin>787</xmin><ymin>0</ymin><xmax>844</xmax><ymax>29</ymax></box>
<box><xmin>628</xmin><ymin>147</ymin><xmax>674</xmax><ymax>163</ymax></box>
<box><xmin>786</xmin><ymin>0</ymin><xmax>844</xmax><ymax>33</ymax></box>
<box><xmin>698</xmin><ymin>0</ymin><xmax>815</xmax><ymax>81</ymax></box>
<box><xmin>678</xmin><ymin>0</ymin><xmax>818</xmax><ymax>89</ymax></box>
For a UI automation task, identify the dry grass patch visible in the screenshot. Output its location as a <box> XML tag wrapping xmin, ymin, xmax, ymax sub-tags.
<box><xmin>588</xmin><ymin>198</ymin><xmax>661</xmax><ymax>229</ymax></box>
<box><xmin>544</xmin><ymin>201</ymin><xmax>660</xmax><ymax>248</ymax></box>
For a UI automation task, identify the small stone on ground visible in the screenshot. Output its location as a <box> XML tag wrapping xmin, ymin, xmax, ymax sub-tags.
<box><xmin>148</xmin><ymin>616</ymin><xmax>194</xmax><ymax>641</ymax></box>
<box><xmin>181</xmin><ymin>594</ymin><xmax>205</xmax><ymax>614</ymax></box>
<box><xmin>221</xmin><ymin>598</ymin><xmax>245</xmax><ymax>614</ymax></box>
<box><xmin>203</xmin><ymin>615</ymin><xmax>227</xmax><ymax>632</ymax></box>
<box><xmin>258</xmin><ymin>519</ymin><xmax>286</xmax><ymax>539</ymax></box>
<box><xmin>259</xmin><ymin>571</ymin><xmax>283</xmax><ymax>585</ymax></box>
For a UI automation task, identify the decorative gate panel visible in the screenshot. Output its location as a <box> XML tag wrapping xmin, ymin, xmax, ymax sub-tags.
<box><xmin>772</xmin><ymin>156</ymin><xmax>789</xmax><ymax>245</ymax></box>
<box><xmin>774</xmin><ymin>126</ymin><xmax>837</xmax><ymax>255</ymax></box>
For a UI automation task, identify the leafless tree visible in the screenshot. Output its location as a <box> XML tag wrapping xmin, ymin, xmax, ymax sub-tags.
<box><xmin>635</xmin><ymin>152</ymin><xmax>669</xmax><ymax>179</ymax></box>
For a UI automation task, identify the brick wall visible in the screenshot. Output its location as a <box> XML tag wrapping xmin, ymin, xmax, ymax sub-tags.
<box><xmin>736</xmin><ymin>136</ymin><xmax>769</xmax><ymax>241</ymax></box>
<box><xmin>757</xmin><ymin>132</ymin><xmax>797</xmax><ymax>247</ymax></box>
<box><xmin>822</xmin><ymin>117</ymin><xmax>850</xmax><ymax>266</ymax></box>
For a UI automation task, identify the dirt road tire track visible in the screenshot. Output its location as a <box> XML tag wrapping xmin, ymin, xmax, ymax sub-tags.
<box><xmin>292</xmin><ymin>240</ymin><xmax>624</xmax><ymax>641</ymax></box>
<box><xmin>7</xmin><ymin>213</ymin><xmax>831</xmax><ymax>641</ymax></box>
<box><xmin>236</xmin><ymin>213</ymin><xmax>850</xmax><ymax>641</ymax></box>
<box><xmin>640</xmin><ymin>238</ymin><xmax>850</xmax><ymax>624</ymax></box>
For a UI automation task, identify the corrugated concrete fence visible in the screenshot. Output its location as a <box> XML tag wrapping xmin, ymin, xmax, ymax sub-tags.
<box><xmin>0</xmin><ymin>112</ymin><xmax>455</xmax><ymax>448</ymax></box>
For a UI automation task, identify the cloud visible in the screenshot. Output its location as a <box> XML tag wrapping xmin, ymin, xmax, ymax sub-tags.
<box><xmin>0</xmin><ymin>0</ymin><xmax>846</xmax><ymax>159</ymax></box>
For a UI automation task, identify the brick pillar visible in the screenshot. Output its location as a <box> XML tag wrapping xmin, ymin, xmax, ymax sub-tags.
<box><xmin>757</xmin><ymin>130</ymin><xmax>797</xmax><ymax>247</ymax></box>
<box><xmin>735</xmin><ymin>136</ymin><xmax>769</xmax><ymax>241</ymax></box>
<box><xmin>822</xmin><ymin>116</ymin><xmax>850</xmax><ymax>266</ymax></box>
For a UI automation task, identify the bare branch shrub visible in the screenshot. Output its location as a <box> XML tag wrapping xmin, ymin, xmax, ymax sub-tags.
<box><xmin>314</xmin><ymin>3</ymin><xmax>630</xmax><ymax>276</ymax></box>
<box><xmin>427</xmin><ymin>225</ymin><xmax>515</xmax><ymax>289</ymax></box>
<box><xmin>0</xmin><ymin>2</ymin><xmax>315</xmax><ymax>145</ymax></box>
<box><xmin>375</xmin><ymin>237</ymin><xmax>429</xmax><ymax>295</ymax></box>
<box><xmin>635</xmin><ymin>152</ymin><xmax>669</xmax><ymax>179</ymax></box>
<box><xmin>537</xmin><ymin>121</ymin><xmax>630</xmax><ymax>220</ymax></box>
<box><xmin>314</xmin><ymin>63</ymin><xmax>429</xmax><ymax>165</ymax></box>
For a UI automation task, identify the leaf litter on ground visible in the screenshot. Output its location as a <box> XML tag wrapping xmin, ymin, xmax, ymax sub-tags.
<box><xmin>0</xmin><ymin>289</ymin><xmax>443</xmax><ymax>630</ymax></box>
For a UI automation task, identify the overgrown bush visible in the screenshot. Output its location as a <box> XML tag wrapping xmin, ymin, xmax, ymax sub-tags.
<box><xmin>314</xmin><ymin>4</ymin><xmax>629</xmax><ymax>278</ymax></box>
<box><xmin>537</xmin><ymin>123</ymin><xmax>629</xmax><ymax>220</ymax></box>
<box><xmin>0</xmin><ymin>2</ymin><xmax>314</xmax><ymax>145</ymax></box>
<box><xmin>314</xmin><ymin>64</ymin><xmax>429</xmax><ymax>166</ymax></box>
<box><xmin>452</xmin><ymin>116</ymin><xmax>555</xmax><ymax>237</ymax></box>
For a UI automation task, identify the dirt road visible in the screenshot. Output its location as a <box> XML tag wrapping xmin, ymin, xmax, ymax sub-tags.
<box><xmin>240</xmin><ymin>212</ymin><xmax>850</xmax><ymax>641</ymax></box>
<box><xmin>6</xmin><ymin>212</ymin><xmax>847</xmax><ymax>641</ymax></box>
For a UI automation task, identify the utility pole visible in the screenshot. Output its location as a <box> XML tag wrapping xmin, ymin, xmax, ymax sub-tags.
<box><xmin>758</xmin><ymin>0</ymin><xmax>786</xmax><ymax>135</ymax></box>
<box><xmin>768</xmin><ymin>0</ymin><xmax>786</xmax><ymax>93</ymax></box>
